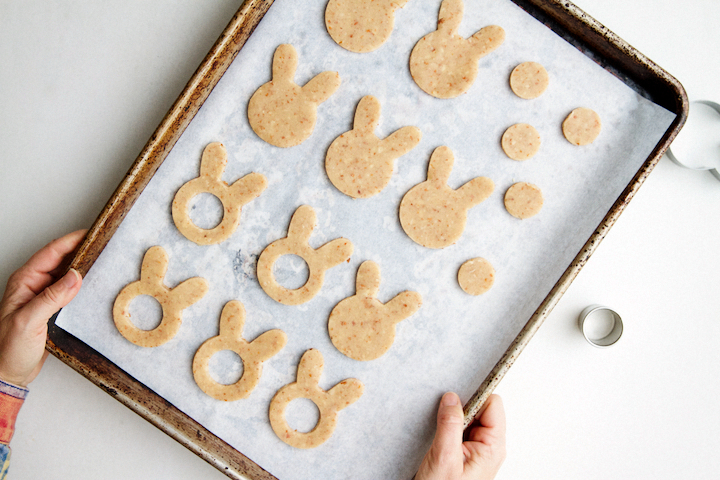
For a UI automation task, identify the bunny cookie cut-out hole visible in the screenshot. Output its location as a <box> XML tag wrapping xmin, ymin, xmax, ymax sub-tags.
<box><xmin>248</xmin><ymin>44</ymin><xmax>341</xmax><ymax>147</ymax></box>
<box><xmin>193</xmin><ymin>300</ymin><xmax>286</xmax><ymax>401</ymax></box>
<box><xmin>113</xmin><ymin>246</ymin><xmax>208</xmax><ymax>347</ymax></box>
<box><xmin>409</xmin><ymin>0</ymin><xmax>505</xmax><ymax>98</ymax></box>
<box><xmin>257</xmin><ymin>205</ymin><xmax>354</xmax><ymax>305</ymax></box>
<box><xmin>172</xmin><ymin>142</ymin><xmax>267</xmax><ymax>245</ymax></box>
<box><xmin>328</xmin><ymin>261</ymin><xmax>422</xmax><ymax>361</ymax></box>
<box><xmin>325</xmin><ymin>95</ymin><xmax>421</xmax><ymax>198</ymax></box>
<box><xmin>325</xmin><ymin>0</ymin><xmax>410</xmax><ymax>53</ymax></box>
<box><xmin>399</xmin><ymin>146</ymin><xmax>494</xmax><ymax>249</ymax></box>
<box><xmin>269</xmin><ymin>349</ymin><xmax>364</xmax><ymax>449</ymax></box>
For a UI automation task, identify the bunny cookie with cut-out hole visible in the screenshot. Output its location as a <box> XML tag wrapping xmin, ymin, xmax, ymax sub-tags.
<box><xmin>325</xmin><ymin>0</ymin><xmax>410</xmax><ymax>53</ymax></box>
<box><xmin>193</xmin><ymin>300</ymin><xmax>286</xmax><ymax>401</ymax></box>
<box><xmin>328</xmin><ymin>261</ymin><xmax>422</xmax><ymax>361</ymax></box>
<box><xmin>325</xmin><ymin>95</ymin><xmax>421</xmax><ymax>198</ymax></box>
<box><xmin>172</xmin><ymin>142</ymin><xmax>267</xmax><ymax>245</ymax></box>
<box><xmin>248</xmin><ymin>44</ymin><xmax>341</xmax><ymax>148</ymax></box>
<box><xmin>257</xmin><ymin>205</ymin><xmax>354</xmax><ymax>305</ymax></box>
<box><xmin>269</xmin><ymin>349</ymin><xmax>363</xmax><ymax>449</ymax></box>
<box><xmin>399</xmin><ymin>146</ymin><xmax>494</xmax><ymax>249</ymax></box>
<box><xmin>113</xmin><ymin>246</ymin><xmax>208</xmax><ymax>347</ymax></box>
<box><xmin>409</xmin><ymin>0</ymin><xmax>505</xmax><ymax>98</ymax></box>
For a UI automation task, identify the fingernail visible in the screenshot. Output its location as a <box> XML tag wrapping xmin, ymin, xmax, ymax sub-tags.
<box><xmin>61</xmin><ymin>269</ymin><xmax>81</xmax><ymax>289</ymax></box>
<box><xmin>442</xmin><ymin>392</ymin><xmax>458</xmax><ymax>406</ymax></box>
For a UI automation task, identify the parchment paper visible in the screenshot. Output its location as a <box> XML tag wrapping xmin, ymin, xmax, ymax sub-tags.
<box><xmin>56</xmin><ymin>1</ymin><xmax>675</xmax><ymax>479</ymax></box>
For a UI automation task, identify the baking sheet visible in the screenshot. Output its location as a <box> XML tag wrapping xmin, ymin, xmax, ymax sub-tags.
<box><xmin>56</xmin><ymin>0</ymin><xmax>675</xmax><ymax>479</ymax></box>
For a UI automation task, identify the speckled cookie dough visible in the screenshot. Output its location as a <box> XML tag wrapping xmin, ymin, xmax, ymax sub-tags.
<box><xmin>399</xmin><ymin>146</ymin><xmax>494</xmax><ymax>249</ymax></box>
<box><xmin>562</xmin><ymin>107</ymin><xmax>601</xmax><ymax>146</ymax></box>
<box><xmin>328</xmin><ymin>261</ymin><xmax>422</xmax><ymax>361</ymax></box>
<box><xmin>192</xmin><ymin>300</ymin><xmax>286</xmax><ymax>401</ymax></box>
<box><xmin>269</xmin><ymin>349</ymin><xmax>364</xmax><ymax>449</ymax></box>
<box><xmin>172</xmin><ymin>142</ymin><xmax>267</xmax><ymax>245</ymax></box>
<box><xmin>504</xmin><ymin>182</ymin><xmax>543</xmax><ymax>219</ymax></box>
<box><xmin>325</xmin><ymin>0</ymin><xmax>410</xmax><ymax>53</ymax></box>
<box><xmin>409</xmin><ymin>0</ymin><xmax>505</xmax><ymax>98</ymax></box>
<box><xmin>257</xmin><ymin>205</ymin><xmax>354</xmax><ymax>305</ymax></box>
<box><xmin>325</xmin><ymin>95</ymin><xmax>421</xmax><ymax>198</ymax></box>
<box><xmin>509</xmin><ymin>62</ymin><xmax>548</xmax><ymax>99</ymax></box>
<box><xmin>248</xmin><ymin>44</ymin><xmax>341</xmax><ymax>147</ymax></box>
<box><xmin>501</xmin><ymin>123</ymin><xmax>541</xmax><ymax>161</ymax></box>
<box><xmin>113</xmin><ymin>246</ymin><xmax>208</xmax><ymax>348</ymax></box>
<box><xmin>458</xmin><ymin>257</ymin><xmax>495</xmax><ymax>295</ymax></box>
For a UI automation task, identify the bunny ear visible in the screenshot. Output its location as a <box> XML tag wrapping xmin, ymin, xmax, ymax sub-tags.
<box><xmin>287</xmin><ymin>205</ymin><xmax>317</xmax><ymax>243</ymax></box>
<box><xmin>316</xmin><ymin>238</ymin><xmax>354</xmax><ymax>267</ymax></box>
<box><xmin>327</xmin><ymin>379</ymin><xmax>364</xmax><ymax>409</ymax></box>
<box><xmin>218</xmin><ymin>300</ymin><xmax>246</xmax><ymax>338</ymax></box>
<box><xmin>355</xmin><ymin>261</ymin><xmax>381</xmax><ymax>298</ymax></box>
<box><xmin>297</xmin><ymin>349</ymin><xmax>324</xmax><ymax>387</ymax></box>
<box><xmin>426</xmin><ymin>146</ymin><xmax>454</xmax><ymax>184</ymax></box>
<box><xmin>141</xmin><ymin>246</ymin><xmax>169</xmax><ymax>284</ymax></box>
<box><xmin>384</xmin><ymin>291</ymin><xmax>422</xmax><ymax>323</ymax></box>
<box><xmin>437</xmin><ymin>0</ymin><xmax>464</xmax><ymax>35</ymax></box>
<box><xmin>302</xmin><ymin>71</ymin><xmax>341</xmax><ymax>104</ymax></box>
<box><xmin>229</xmin><ymin>172</ymin><xmax>268</xmax><ymax>204</ymax></box>
<box><xmin>469</xmin><ymin>25</ymin><xmax>505</xmax><ymax>58</ymax></box>
<box><xmin>456</xmin><ymin>176</ymin><xmax>495</xmax><ymax>208</ymax></box>
<box><xmin>199</xmin><ymin>142</ymin><xmax>228</xmax><ymax>179</ymax></box>
<box><xmin>353</xmin><ymin>96</ymin><xmax>381</xmax><ymax>134</ymax></box>
<box><xmin>170</xmin><ymin>277</ymin><xmax>209</xmax><ymax>309</ymax></box>
<box><xmin>249</xmin><ymin>329</ymin><xmax>287</xmax><ymax>362</ymax></box>
<box><xmin>381</xmin><ymin>126</ymin><xmax>422</xmax><ymax>157</ymax></box>
<box><xmin>272</xmin><ymin>44</ymin><xmax>298</xmax><ymax>83</ymax></box>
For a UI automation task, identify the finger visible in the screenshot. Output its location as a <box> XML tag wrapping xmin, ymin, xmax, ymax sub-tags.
<box><xmin>2</xmin><ymin>230</ymin><xmax>85</xmax><ymax>312</ymax></box>
<box><xmin>23</xmin><ymin>230</ymin><xmax>86</xmax><ymax>280</ymax></box>
<box><xmin>13</xmin><ymin>269</ymin><xmax>82</xmax><ymax>333</ymax></box>
<box><xmin>431</xmin><ymin>392</ymin><xmax>465</xmax><ymax>465</ymax></box>
<box><xmin>467</xmin><ymin>394</ymin><xmax>506</xmax><ymax>444</ymax></box>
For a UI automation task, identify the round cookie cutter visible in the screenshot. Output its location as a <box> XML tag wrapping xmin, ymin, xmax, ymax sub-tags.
<box><xmin>577</xmin><ymin>305</ymin><xmax>623</xmax><ymax>348</ymax></box>
<box><xmin>666</xmin><ymin>100</ymin><xmax>720</xmax><ymax>182</ymax></box>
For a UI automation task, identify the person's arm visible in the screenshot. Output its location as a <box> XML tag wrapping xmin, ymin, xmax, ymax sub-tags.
<box><xmin>0</xmin><ymin>230</ymin><xmax>85</xmax><ymax>479</ymax></box>
<box><xmin>416</xmin><ymin>392</ymin><xmax>506</xmax><ymax>480</ymax></box>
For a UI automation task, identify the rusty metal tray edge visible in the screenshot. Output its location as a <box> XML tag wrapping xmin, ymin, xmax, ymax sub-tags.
<box><xmin>45</xmin><ymin>0</ymin><xmax>688</xmax><ymax>478</ymax></box>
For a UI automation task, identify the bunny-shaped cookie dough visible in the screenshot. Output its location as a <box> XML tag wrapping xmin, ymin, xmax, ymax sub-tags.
<box><xmin>325</xmin><ymin>95</ymin><xmax>421</xmax><ymax>198</ymax></box>
<box><xmin>193</xmin><ymin>300</ymin><xmax>286</xmax><ymax>401</ymax></box>
<box><xmin>328</xmin><ymin>261</ymin><xmax>422</xmax><ymax>361</ymax></box>
<box><xmin>399</xmin><ymin>146</ymin><xmax>494</xmax><ymax>249</ymax></box>
<box><xmin>113</xmin><ymin>246</ymin><xmax>208</xmax><ymax>347</ymax></box>
<box><xmin>172</xmin><ymin>142</ymin><xmax>267</xmax><ymax>245</ymax></box>
<box><xmin>325</xmin><ymin>0</ymin><xmax>410</xmax><ymax>53</ymax></box>
<box><xmin>257</xmin><ymin>205</ymin><xmax>354</xmax><ymax>305</ymax></box>
<box><xmin>248</xmin><ymin>44</ymin><xmax>341</xmax><ymax>148</ymax></box>
<box><xmin>409</xmin><ymin>0</ymin><xmax>505</xmax><ymax>98</ymax></box>
<box><xmin>269</xmin><ymin>349</ymin><xmax>364</xmax><ymax>448</ymax></box>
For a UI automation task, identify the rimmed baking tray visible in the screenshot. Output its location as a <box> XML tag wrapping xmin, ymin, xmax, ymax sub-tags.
<box><xmin>47</xmin><ymin>0</ymin><xmax>687</xmax><ymax>479</ymax></box>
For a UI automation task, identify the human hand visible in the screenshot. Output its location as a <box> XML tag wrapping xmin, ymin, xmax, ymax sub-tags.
<box><xmin>0</xmin><ymin>230</ymin><xmax>85</xmax><ymax>387</ymax></box>
<box><xmin>415</xmin><ymin>393</ymin><xmax>506</xmax><ymax>480</ymax></box>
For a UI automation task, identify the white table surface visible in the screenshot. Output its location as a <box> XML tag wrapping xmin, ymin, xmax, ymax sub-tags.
<box><xmin>1</xmin><ymin>1</ymin><xmax>718</xmax><ymax>479</ymax></box>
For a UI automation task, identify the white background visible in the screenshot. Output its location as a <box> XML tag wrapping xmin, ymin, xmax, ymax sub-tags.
<box><xmin>0</xmin><ymin>1</ymin><xmax>718</xmax><ymax>479</ymax></box>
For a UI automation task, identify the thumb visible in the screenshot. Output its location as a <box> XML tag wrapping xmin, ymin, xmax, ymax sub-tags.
<box><xmin>431</xmin><ymin>392</ymin><xmax>465</xmax><ymax>471</ymax></box>
<box><xmin>20</xmin><ymin>269</ymin><xmax>82</xmax><ymax>327</ymax></box>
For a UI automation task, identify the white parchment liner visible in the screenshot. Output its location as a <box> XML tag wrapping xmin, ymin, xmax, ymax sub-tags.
<box><xmin>57</xmin><ymin>1</ymin><xmax>675</xmax><ymax>478</ymax></box>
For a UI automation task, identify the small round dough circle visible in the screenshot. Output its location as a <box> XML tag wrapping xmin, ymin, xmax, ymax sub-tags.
<box><xmin>458</xmin><ymin>258</ymin><xmax>495</xmax><ymax>296</ymax></box>
<box><xmin>501</xmin><ymin>123</ymin><xmax>541</xmax><ymax>161</ymax></box>
<box><xmin>504</xmin><ymin>182</ymin><xmax>543</xmax><ymax>219</ymax></box>
<box><xmin>562</xmin><ymin>107</ymin><xmax>601</xmax><ymax>146</ymax></box>
<box><xmin>509</xmin><ymin>62</ymin><xmax>549</xmax><ymax>99</ymax></box>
